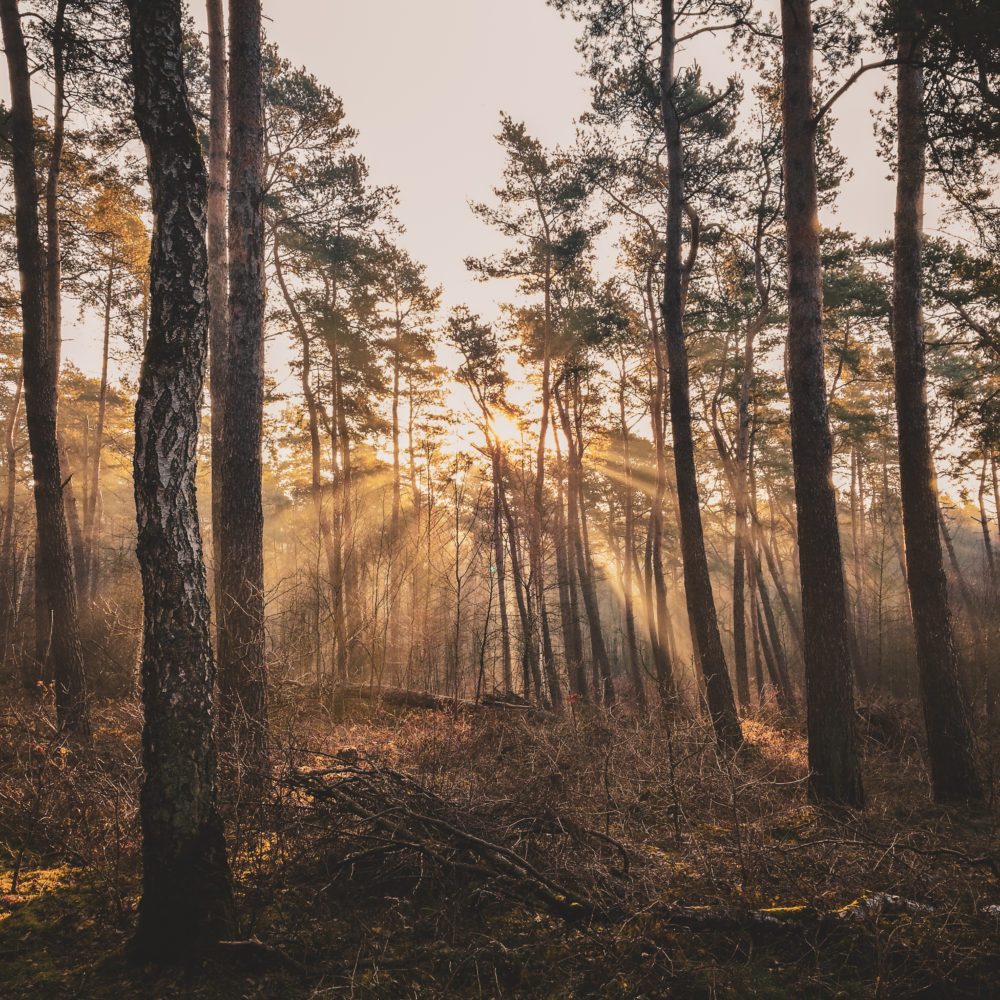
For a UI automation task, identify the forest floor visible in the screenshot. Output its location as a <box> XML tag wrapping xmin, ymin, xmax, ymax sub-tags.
<box><xmin>1</xmin><ymin>687</ymin><xmax>999</xmax><ymax>999</ymax></box>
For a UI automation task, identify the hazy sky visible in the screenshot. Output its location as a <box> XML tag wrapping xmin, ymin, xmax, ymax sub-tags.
<box><xmin>45</xmin><ymin>1</ymin><xmax>913</xmax><ymax>386</ymax></box>
<box><xmin>260</xmin><ymin>0</ymin><xmax>595</xmax><ymax>322</ymax></box>
<box><xmin>257</xmin><ymin>0</ymin><xmax>900</xmax><ymax>317</ymax></box>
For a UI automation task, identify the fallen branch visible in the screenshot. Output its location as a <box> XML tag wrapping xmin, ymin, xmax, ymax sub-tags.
<box><xmin>285</xmin><ymin>757</ymin><xmax>952</xmax><ymax>935</ymax></box>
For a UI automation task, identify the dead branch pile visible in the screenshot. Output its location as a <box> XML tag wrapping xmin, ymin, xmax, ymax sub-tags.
<box><xmin>285</xmin><ymin>751</ymin><xmax>955</xmax><ymax>934</ymax></box>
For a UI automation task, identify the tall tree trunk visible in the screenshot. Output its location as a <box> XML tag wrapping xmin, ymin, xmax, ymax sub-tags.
<box><xmin>490</xmin><ymin>444</ymin><xmax>514</xmax><ymax>695</ymax></box>
<box><xmin>0</xmin><ymin>0</ymin><xmax>88</xmax><ymax>736</ymax></box>
<box><xmin>328</xmin><ymin>403</ymin><xmax>348</xmax><ymax>682</ymax></box>
<box><xmin>125</xmin><ymin>0</ymin><xmax>236</xmax><ymax>959</ymax></box>
<box><xmin>530</xmin><ymin>253</ymin><xmax>562</xmax><ymax>709</ymax></box>
<box><xmin>646</xmin><ymin>272</ymin><xmax>676</xmax><ymax>703</ymax></box>
<box><xmin>619</xmin><ymin>379</ymin><xmax>646</xmax><ymax>709</ymax></box>
<box><xmin>556</xmin><ymin>379</ymin><xmax>614</xmax><ymax>705</ymax></box>
<box><xmin>390</xmin><ymin>320</ymin><xmax>402</xmax><ymax>536</ymax></box>
<box><xmin>331</xmin><ymin>345</ymin><xmax>360</xmax><ymax>676</ymax></box>
<box><xmin>274</xmin><ymin>235</ymin><xmax>339</xmax><ymax>599</ymax></box>
<box><xmin>1</xmin><ymin>369</ymin><xmax>22</xmax><ymax>646</ymax></box>
<box><xmin>498</xmin><ymin>470</ymin><xmax>542</xmax><ymax>700</ymax></box>
<box><xmin>780</xmin><ymin>0</ymin><xmax>863</xmax><ymax>805</ymax></box>
<box><xmin>659</xmin><ymin>0</ymin><xmax>740</xmax><ymax>746</ymax></box>
<box><xmin>978</xmin><ymin>457</ymin><xmax>996</xmax><ymax>586</ymax></box>
<box><xmin>84</xmin><ymin>259</ymin><xmax>115</xmax><ymax>603</ymax></box>
<box><xmin>730</xmin><ymin>324</ymin><xmax>757</xmax><ymax>711</ymax></box>
<box><xmin>553</xmin><ymin>431</ymin><xmax>587</xmax><ymax>699</ymax></box>
<box><xmin>60</xmin><ymin>438</ymin><xmax>85</xmax><ymax>597</ymax></box>
<box><xmin>891</xmin><ymin>26</ymin><xmax>981</xmax><ymax>802</ymax></box>
<box><xmin>44</xmin><ymin>0</ymin><xmax>67</xmax><ymax>371</ymax></box>
<box><xmin>207</xmin><ymin>0</ymin><xmax>228</xmax><ymax>650</ymax></box>
<box><xmin>218</xmin><ymin>0</ymin><xmax>268</xmax><ymax>763</ymax></box>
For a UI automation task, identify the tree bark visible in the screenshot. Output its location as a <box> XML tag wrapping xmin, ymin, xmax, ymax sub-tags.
<box><xmin>780</xmin><ymin>0</ymin><xmax>863</xmax><ymax>805</ymax></box>
<box><xmin>891</xmin><ymin>26</ymin><xmax>982</xmax><ymax>802</ymax></box>
<box><xmin>659</xmin><ymin>0</ymin><xmax>740</xmax><ymax>746</ymax></box>
<box><xmin>125</xmin><ymin>0</ymin><xmax>236</xmax><ymax>960</ymax></box>
<box><xmin>217</xmin><ymin>0</ymin><xmax>268</xmax><ymax>764</ymax></box>
<box><xmin>207</xmin><ymin>0</ymin><xmax>228</xmax><ymax>650</ymax></box>
<box><xmin>0</xmin><ymin>0</ymin><xmax>88</xmax><ymax>736</ymax></box>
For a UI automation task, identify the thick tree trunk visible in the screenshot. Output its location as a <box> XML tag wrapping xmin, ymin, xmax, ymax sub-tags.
<box><xmin>0</xmin><ymin>0</ymin><xmax>88</xmax><ymax>736</ymax></box>
<box><xmin>659</xmin><ymin>0</ymin><xmax>740</xmax><ymax>746</ymax></box>
<box><xmin>780</xmin><ymin>0</ymin><xmax>863</xmax><ymax>805</ymax></box>
<box><xmin>207</xmin><ymin>0</ymin><xmax>228</xmax><ymax>649</ymax></box>
<box><xmin>218</xmin><ymin>0</ymin><xmax>268</xmax><ymax>763</ymax></box>
<box><xmin>891</xmin><ymin>28</ymin><xmax>982</xmax><ymax>803</ymax></box>
<box><xmin>125</xmin><ymin>0</ymin><xmax>236</xmax><ymax>960</ymax></box>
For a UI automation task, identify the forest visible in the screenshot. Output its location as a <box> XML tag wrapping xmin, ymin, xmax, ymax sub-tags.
<box><xmin>0</xmin><ymin>0</ymin><xmax>999</xmax><ymax>996</ymax></box>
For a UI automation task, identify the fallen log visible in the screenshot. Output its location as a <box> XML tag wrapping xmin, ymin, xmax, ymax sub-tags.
<box><xmin>329</xmin><ymin>684</ymin><xmax>543</xmax><ymax>716</ymax></box>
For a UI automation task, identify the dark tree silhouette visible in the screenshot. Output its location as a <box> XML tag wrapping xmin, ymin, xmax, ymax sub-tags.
<box><xmin>780</xmin><ymin>0</ymin><xmax>863</xmax><ymax>806</ymax></box>
<box><xmin>890</xmin><ymin>13</ymin><xmax>982</xmax><ymax>803</ymax></box>
<box><xmin>659</xmin><ymin>0</ymin><xmax>741</xmax><ymax>746</ymax></box>
<box><xmin>217</xmin><ymin>0</ymin><xmax>269</xmax><ymax>764</ymax></box>
<box><xmin>0</xmin><ymin>0</ymin><xmax>88</xmax><ymax>736</ymax></box>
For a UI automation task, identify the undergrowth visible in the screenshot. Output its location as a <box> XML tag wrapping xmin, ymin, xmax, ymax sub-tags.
<box><xmin>1</xmin><ymin>686</ymin><xmax>998</xmax><ymax>998</ymax></box>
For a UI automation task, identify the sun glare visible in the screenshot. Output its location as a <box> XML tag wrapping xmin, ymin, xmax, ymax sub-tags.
<box><xmin>486</xmin><ymin>408</ymin><xmax>522</xmax><ymax>446</ymax></box>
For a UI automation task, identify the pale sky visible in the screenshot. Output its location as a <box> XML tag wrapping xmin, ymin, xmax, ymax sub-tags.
<box><xmin>257</xmin><ymin>0</ymin><xmax>900</xmax><ymax>320</ymax></box>
<box><xmin>41</xmin><ymin>2</ymin><xmax>915</xmax><ymax>387</ymax></box>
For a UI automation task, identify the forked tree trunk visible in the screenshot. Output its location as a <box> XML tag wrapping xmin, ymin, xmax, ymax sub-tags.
<box><xmin>659</xmin><ymin>0</ymin><xmax>740</xmax><ymax>746</ymax></box>
<box><xmin>125</xmin><ymin>0</ymin><xmax>236</xmax><ymax>960</ymax></box>
<box><xmin>218</xmin><ymin>0</ymin><xmax>268</xmax><ymax>764</ymax></box>
<box><xmin>891</xmin><ymin>26</ymin><xmax>981</xmax><ymax>803</ymax></box>
<box><xmin>780</xmin><ymin>0</ymin><xmax>863</xmax><ymax>806</ymax></box>
<box><xmin>0</xmin><ymin>0</ymin><xmax>88</xmax><ymax>736</ymax></box>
